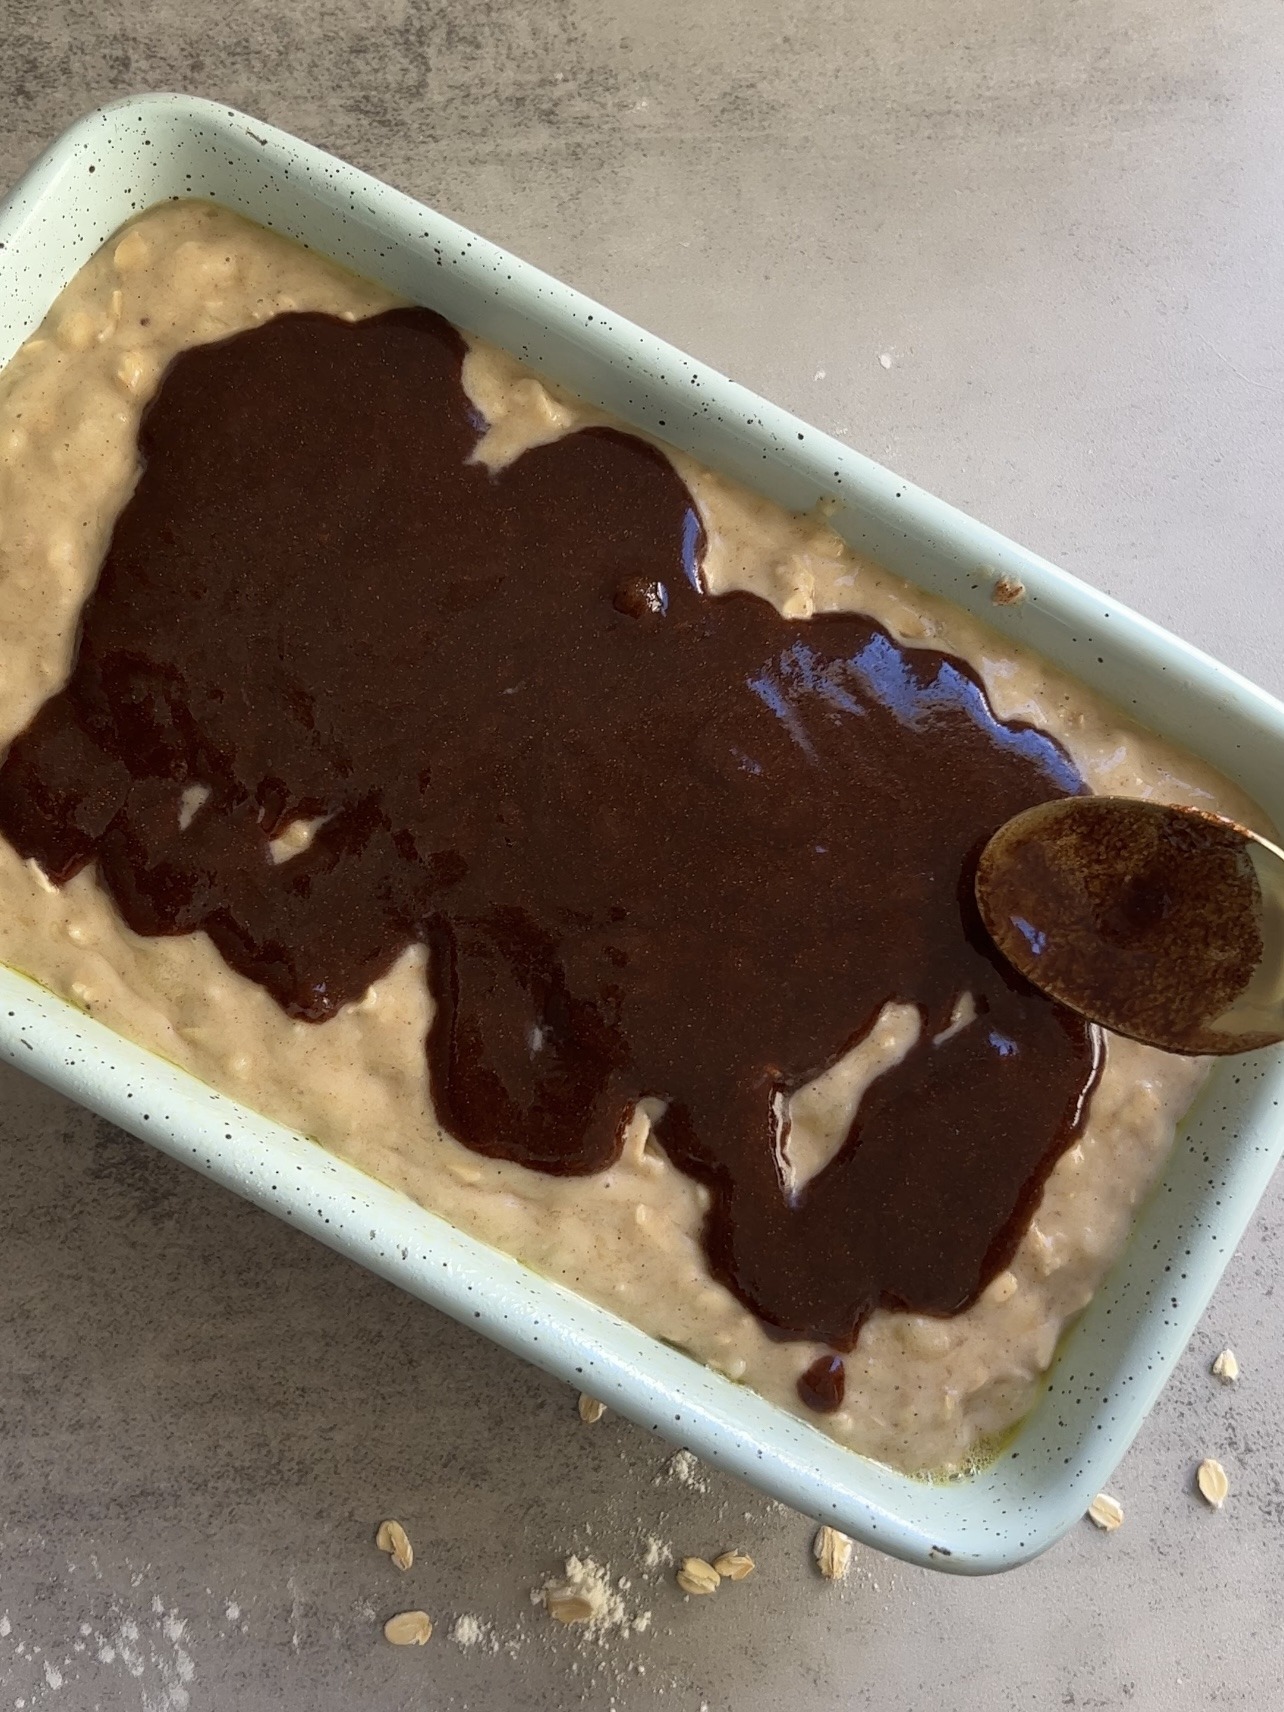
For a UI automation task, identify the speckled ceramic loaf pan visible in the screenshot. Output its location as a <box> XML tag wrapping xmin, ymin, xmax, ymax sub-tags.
<box><xmin>2</xmin><ymin>94</ymin><xmax>1282</xmax><ymax>1575</ymax></box>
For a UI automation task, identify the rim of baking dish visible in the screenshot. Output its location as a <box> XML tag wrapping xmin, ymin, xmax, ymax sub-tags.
<box><xmin>1</xmin><ymin>94</ymin><xmax>1282</xmax><ymax>1573</ymax></box>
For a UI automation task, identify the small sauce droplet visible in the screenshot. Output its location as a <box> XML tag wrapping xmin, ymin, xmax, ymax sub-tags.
<box><xmin>797</xmin><ymin>1354</ymin><xmax>845</xmax><ymax>1413</ymax></box>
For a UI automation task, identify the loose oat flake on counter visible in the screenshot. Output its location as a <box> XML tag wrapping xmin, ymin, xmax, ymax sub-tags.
<box><xmin>535</xmin><ymin>1557</ymin><xmax>650</xmax><ymax>1637</ymax></box>
<box><xmin>1087</xmin><ymin>1492</ymin><xmax>1124</xmax><ymax>1532</ymax></box>
<box><xmin>0</xmin><ymin>201</ymin><xmax>1267</xmax><ymax>1475</ymax></box>
<box><xmin>383</xmin><ymin>1611</ymin><xmax>433</xmax><ymax>1647</ymax></box>
<box><xmin>676</xmin><ymin>1559</ymin><xmax>721</xmax><ymax>1597</ymax></box>
<box><xmin>1196</xmin><ymin>1459</ymin><xmax>1230</xmax><ymax>1509</ymax></box>
<box><xmin>375</xmin><ymin>1520</ymin><xmax>414</xmax><ymax>1571</ymax></box>
<box><xmin>813</xmin><ymin>1526</ymin><xmax>854</xmax><ymax>1582</ymax></box>
<box><xmin>1212</xmin><ymin>1349</ymin><xmax>1240</xmax><ymax>1384</ymax></box>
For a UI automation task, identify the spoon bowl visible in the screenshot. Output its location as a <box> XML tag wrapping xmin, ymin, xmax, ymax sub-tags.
<box><xmin>975</xmin><ymin>797</ymin><xmax>1284</xmax><ymax>1055</ymax></box>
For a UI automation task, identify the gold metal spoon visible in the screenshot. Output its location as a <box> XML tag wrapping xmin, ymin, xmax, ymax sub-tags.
<box><xmin>975</xmin><ymin>797</ymin><xmax>1284</xmax><ymax>1055</ymax></box>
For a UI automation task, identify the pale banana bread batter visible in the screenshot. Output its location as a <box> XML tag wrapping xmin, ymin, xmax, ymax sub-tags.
<box><xmin>0</xmin><ymin>203</ymin><xmax>1256</xmax><ymax>1472</ymax></box>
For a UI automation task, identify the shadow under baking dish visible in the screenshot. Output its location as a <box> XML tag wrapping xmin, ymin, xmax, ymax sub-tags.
<box><xmin>1</xmin><ymin>93</ymin><xmax>1282</xmax><ymax>1573</ymax></box>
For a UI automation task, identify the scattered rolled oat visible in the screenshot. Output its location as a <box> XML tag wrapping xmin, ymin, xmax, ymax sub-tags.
<box><xmin>1212</xmin><ymin>1349</ymin><xmax>1240</xmax><ymax>1384</ymax></box>
<box><xmin>676</xmin><ymin>1557</ymin><xmax>721</xmax><ymax>1596</ymax></box>
<box><xmin>544</xmin><ymin>1586</ymin><xmax>600</xmax><ymax>1624</ymax></box>
<box><xmin>812</xmin><ymin>1525</ymin><xmax>852</xmax><ymax>1582</ymax></box>
<box><xmin>991</xmin><ymin>575</ymin><xmax>1026</xmax><ymax>606</ymax></box>
<box><xmin>383</xmin><ymin>1610</ymin><xmax>433</xmax><ymax>1646</ymax></box>
<box><xmin>712</xmin><ymin>1550</ymin><xmax>755</xmax><ymax>1582</ymax></box>
<box><xmin>1197</xmin><ymin>1458</ymin><xmax>1229</xmax><ymax>1509</ymax></box>
<box><xmin>375</xmin><ymin>1519</ymin><xmax>414</xmax><ymax>1571</ymax></box>
<box><xmin>536</xmin><ymin>1554</ymin><xmax>650</xmax><ymax>1637</ymax></box>
<box><xmin>577</xmin><ymin>1393</ymin><xmax>608</xmax><ymax>1424</ymax></box>
<box><xmin>1087</xmin><ymin>1492</ymin><xmax>1124</xmax><ymax>1532</ymax></box>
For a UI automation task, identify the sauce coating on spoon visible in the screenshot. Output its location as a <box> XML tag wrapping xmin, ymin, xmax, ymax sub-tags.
<box><xmin>0</xmin><ymin>307</ymin><xmax>1099</xmax><ymax>1356</ymax></box>
<box><xmin>976</xmin><ymin>797</ymin><xmax>1267</xmax><ymax>1053</ymax></box>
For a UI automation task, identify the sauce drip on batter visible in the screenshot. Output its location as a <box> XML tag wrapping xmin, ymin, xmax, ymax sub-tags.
<box><xmin>0</xmin><ymin>308</ymin><xmax>1099</xmax><ymax>1365</ymax></box>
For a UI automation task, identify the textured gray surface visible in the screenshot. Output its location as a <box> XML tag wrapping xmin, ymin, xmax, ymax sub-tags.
<box><xmin>1</xmin><ymin>2</ymin><xmax>1283</xmax><ymax>1708</ymax></box>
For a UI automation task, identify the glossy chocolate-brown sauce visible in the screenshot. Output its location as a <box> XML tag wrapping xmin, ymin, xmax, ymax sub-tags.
<box><xmin>0</xmin><ymin>308</ymin><xmax>1100</xmax><ymax>1374</ymax></box>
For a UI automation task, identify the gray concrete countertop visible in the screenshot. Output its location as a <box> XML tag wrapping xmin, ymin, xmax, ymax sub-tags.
<box><xmin>2</xmin><ymin>3</ymin><xmax>1282</xmax><ymax>1708</ymax></box>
